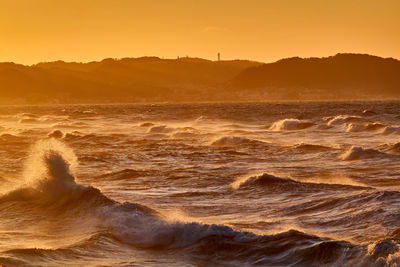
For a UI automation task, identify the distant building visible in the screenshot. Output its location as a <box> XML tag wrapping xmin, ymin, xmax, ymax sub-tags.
<box><xmin>218</xmin><ymin>53</ymin><xmax>220</xmax><ymax>61</ymax></box>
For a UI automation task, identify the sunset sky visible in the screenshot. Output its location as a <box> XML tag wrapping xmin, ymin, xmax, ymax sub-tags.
<box><xmin>1</xmin><ymin>0</ymin><xmax>399</xmax><ymax>65</ymax></box>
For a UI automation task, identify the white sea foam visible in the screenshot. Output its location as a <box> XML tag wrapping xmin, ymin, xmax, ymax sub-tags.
<box><xmin>270</xmin><ymin>119</ymin><xmax>313</xmax><ymax>131</ymax></box>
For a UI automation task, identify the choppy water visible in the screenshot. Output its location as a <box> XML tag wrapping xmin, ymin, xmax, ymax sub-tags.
<box><xmin>1</xmin><ymin>102</ymin><xmax>400</xmax><ymax>266</ymax></box>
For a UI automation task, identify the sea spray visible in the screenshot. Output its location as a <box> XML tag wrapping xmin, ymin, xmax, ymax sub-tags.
<box><xmin>23</xmin><ymin>138</ymin><xmax>78</xmax><ymax>192</ymax></box>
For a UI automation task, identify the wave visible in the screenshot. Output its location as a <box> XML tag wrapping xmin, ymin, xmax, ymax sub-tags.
<box><xmin>325</xmin><ymin>115</ymin><xmax>364</xmax><ymax>126</ymax></box>
<box><xmin>281</xmin><ymin>191</ymin><xmax>400</xmax><ymax>240</ymax></box>
<box><xmin>0</xmin><ymin>133</ymin><xmax>23</xmax><ymax>142</ymax></box>
<box><xmin>50</xmin><ymin>121</ymin><xmax>88</xmax><ymax>129</ymax></box>
<box><xmin>18</xmin><ymin>118</ymin><xmax>39</xmax><ymax>124</ymax></box>
<box><xmin>63</xmin><ymin>132</ymin><xmax>126</xmax><ymax>144</ymax></box>
<box><xmin>63</xmin><ymin>132</ymin><xmax>84</xmax><ymax>140</ymax></box>
<box><xmin>0</xmin><ymin>140</ymin><xmax>265</xmax><ymax>250</ymax></box>
<box><xmin>284</xmin><ymin>191</ymin><xmax>400</xmax><ymax>216</ymax></box>
<box><xmin>147</xmin><ymin>125</ymin><xmax>174</xmax><ymax>134</ymax></box>
<box><xmin>0</xmin><ymin>229</ymin><xmax>368</xmax><ymax>267</ymax></box>
<box><xmin>0</xmin><ymin>139</ymin><xmax>397</xmax><ymax>267</ymax></box>
<box><xmin>169</xmin><ymin>127</ymin><xmax>198</xmax><ymax>139</ymax></box>
<box><xmin>386</xmin><ymin>142</ymin><xmax>400</xmax><ymax>153</ymax></box>
<box><xmin>231</xmin><ymin>173</ymin><xmax>368</xmax><ymax>191</ymax></box>
<box><xmin>365</xmin><ymin>122</ymin><xmax>386</xmax><ymax>131</ymax></box>
<box><xmin>194</xmin><ymin>115</ymin><xmax>207</xmax><ymax>122</ymax></box>
<box><xmin>346</xmin><ymin>122</ymin><xmax>385</xmax><ymax>133</ymax></box>
<box><xmin>4</xmin><ymin>227</ymin><xmax>399</xmax><ymax>266</ymax></box>
<box><xmin>15</xmin><ymin>113</ymin><xmax>39</xmax><ymax>119</ymax></box>
<box><xmin>0</xmin><ymin>141</ymin><xmax>265</xmax><ymax>258</ymax></box>
<box><xmin>0</xmin><ymin>139</ymin><xmax>399</xmax><ymax>266</ymax></box>
<box><xmin>340</xmin><ymin>146</ymin><xmax>386</xmax><ymax>160</ymax></box>
<box><xmin>16</xmin><ymin>114</ymin><xmax>69</xmax><ymax>124</ymax></box>
<box><xmin>139</xmin><ymin>122</ymin><xmax>155</xmax><ymax>127</ymax></box>
<box><xmin>292</xmin><ymin>143</ymin><xmax>333</xmax><ymax>152</ymax></box>
<box><xmin>171</xmin><ymin>131</ymin><xmax>199</xmax><ymax>139</ymax></box>
<box><xmin>232</xmin><ymin>173</ymin><xmax>295</xmax><ymax>189</ymax></box>
<box><xmin>362</xmin><ymin>109</ymin><xmax>378</xmax><ymax>116</ymax></box>
<box><xmin>211</xmin><ymin>136</ymin><xmax>266</xmax><ymax>147</ymax></box>
<box><xmin>345</xmin><ymin>123</ymin><xmax>365</xmax><ymax>132</ymax></box>
<box><xmin>71</xmin><ymin>109</ymin><xmax>96</xmax><ymax>116</ymax></box>
<box><xmin>269</xmin><ymin>118</ymin><xmax>314</xmax><ymax>131</ymax></box>
<box><xmin>96</xmin><ymin>169</ymin><xmax>150</xmax><ymax>180</ymax></box>
<box><xmin>48</xmin><ymin>130</ymin><xmax>64</xmax><ymax>139</ymax></box>
<box><xmin>0</xmin><ymin>233</ymin><xmax>122</xmax><ymax>266</ymax></box>
<box><xmin>382</xmin><ymin>126</ymin><xmax>400</xmax><ymax>135</ymax></box>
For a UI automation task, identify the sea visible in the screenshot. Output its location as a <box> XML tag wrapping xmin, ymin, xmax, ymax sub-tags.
<box><xmin>1</xmin><ymin>101</ymin><xmax>400</xmax><ymax>266</ymax></box>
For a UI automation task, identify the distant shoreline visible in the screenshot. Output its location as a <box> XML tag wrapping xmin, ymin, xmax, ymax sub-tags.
<box><xmin>1</xmin><ymin>53</ymin><xmax>399</xmax><ymax>104</ymax></box>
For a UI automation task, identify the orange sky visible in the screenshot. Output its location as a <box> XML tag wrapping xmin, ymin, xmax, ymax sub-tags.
<box><xmin>1</xmin><ymin>0</ymin><xmax>399</xmax><ymax>64</ymax></box>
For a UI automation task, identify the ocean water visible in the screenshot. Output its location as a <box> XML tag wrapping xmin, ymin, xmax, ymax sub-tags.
<box><xmin>1</xmin><ymin>102</ymin><xmax>400</xmax><ymax>266</ymax></box>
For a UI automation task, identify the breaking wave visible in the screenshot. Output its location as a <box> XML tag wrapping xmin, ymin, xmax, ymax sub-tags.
<box><xmin>269</xmin><ymin>119</ymin><xmax>314</xmax><ymax>131</ymax></box>
<box><xmin>340</xmin><ymin>146</ymin><xmax>386</xmax><ymax>161</ymax></box>
<box><xmin>1</xmin><ymin>139</ymin><xmax>399</xmax><ymax>266</ymax></box>
<box><xmin>325</xmin><ymin>115</ymin><xmax>364</xmax><ymax>126</ymax></box>
<box><xmin>346</xmin><ymin>122</ymin><xmax>386</xmax><ymax>132</ymax></box>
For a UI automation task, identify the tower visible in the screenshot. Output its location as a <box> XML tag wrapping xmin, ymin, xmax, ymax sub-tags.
<box><xmin>218</xmin><ymin>52</ymin><xmax>220</xmax><ymax>61</ymax></box>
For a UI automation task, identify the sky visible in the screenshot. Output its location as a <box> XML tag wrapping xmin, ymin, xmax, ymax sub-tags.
<box><xmin>0</xmin><ymin>0</ymin><xmax>399</xmax><ymax>65</ymax></box>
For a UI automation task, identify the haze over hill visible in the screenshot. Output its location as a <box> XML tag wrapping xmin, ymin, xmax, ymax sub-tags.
<box><xmin>0</xmin><ymin>53</ymin><xmax>399</xmax><ymax>104</ymax></box>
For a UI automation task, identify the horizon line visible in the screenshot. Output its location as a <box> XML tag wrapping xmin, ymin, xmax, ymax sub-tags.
<box><xmin>1</xmin><ymin>52</ymin><xmax>399</xmax><ymax>67</ymax></box>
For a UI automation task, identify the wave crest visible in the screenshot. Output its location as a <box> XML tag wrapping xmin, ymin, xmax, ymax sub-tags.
<box><xmin>346</xmin><ymin>122</ymin><xmax>385</xmax><ymax>133</ymax></box>
<box><xmin>23</xmin><ymin>139</ymin><xmax>79</xmax><ymax>193</ymax></box>
<box><xmin>211</xmin><ymin>136</ymin><xmax>265</xmax><ymax>147</ymax></box>
<box><xmin>232</xmin><ymin>172</ymin><xmax>368</xmax><ymax>191</ymax></box>
<box><xmin>340</xmin><ymin>146</ymin><xmax>384</xmax><ymax>161</ymax></box>
<box><xmin>382</xmin><ymin>126</ymin><xmax>400</xmax><ymax>135</ymax></box>
<box><xmin>326</xmin><ymin>115</ymin><xmax>363</xmax><ymax>126</ymax></box>
<box><xmin>270</xmin><ymin>119</ymin><xmax>314</xmax><ymax>131</ymax></box>
<box><xmin>147</xmin><ymin>125</ymin><xmax>174</xmax><ymax>134</ymax></box>
<box><xmin>232</xmin><ymin>173</ymin><xmax>295</xmax><ymax>189</ymax></box>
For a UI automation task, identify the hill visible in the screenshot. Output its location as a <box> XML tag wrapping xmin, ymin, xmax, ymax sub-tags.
<box><xmin>232</xmin><ymin>53</ymin><xmax>400</xmax><ymax>100</ymax></box>
<box><xmin>0</xmin><ymin>57</ymin><xmax>261</xmax><ymax>104</ymax></box>
<box><xmin>0</xmin><ymin>54</ymin><xmax>399</xmax><ymax>103</ymax></box>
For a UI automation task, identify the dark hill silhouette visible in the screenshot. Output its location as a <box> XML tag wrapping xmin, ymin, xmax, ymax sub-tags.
<box><xmin>233</xmin><ymin>53</ymin><xmax>400</xmax><ymax>100</ymax></box>
<box><xmin>0</xmin><ymin>57</ymin><xmax>261</xmax><ymax>104</ymax></box>
<box><xmin>0</xmin><ymin>54</ymin><xmax>399</xmax><ymax>103</ymax></box>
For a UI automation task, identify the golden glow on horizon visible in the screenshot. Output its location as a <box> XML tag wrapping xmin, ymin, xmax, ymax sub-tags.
<box><xmin>0</xmin><ymin>0</ymin><xmax>399</xmax><ymax>64</ymax></box>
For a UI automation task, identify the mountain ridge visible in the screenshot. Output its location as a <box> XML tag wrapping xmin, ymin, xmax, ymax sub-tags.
<box><xmin>0</xmin><ymin>54</ymin><xmax>399</xmax><ymax>104</ymax></box>
<box><xmin>232</xmin><ymin>53</ymin><xmax>400</xmax><ymax>100</ymax></box>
